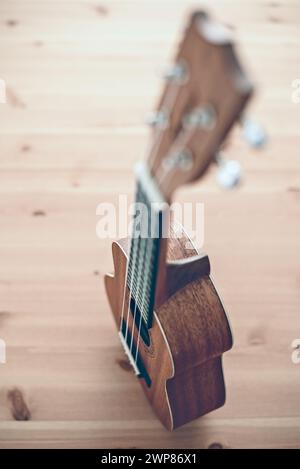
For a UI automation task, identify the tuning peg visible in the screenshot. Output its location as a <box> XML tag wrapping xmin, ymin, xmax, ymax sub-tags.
<box><xmin>215</xmin><ymin>153</ymin><xmax>242</xmax><ymax>189</ymax></box>
<box><xmin>240</xmin><ymin>116</ymin><xmax>267</xmax><ymax>148</ymax></box>
<box><xmin>183</xmin><ymin>105</ymin><xmax>216</xmax><ymax>130</ymax></box>
<box><xmin>163</xmin><ymin>149</ymin><xmax>194</xmax><ymax>172</ymax></box>
<box><xmin>145</xmin><ymin>110</ymin><xmax>168</xmax><ymax>128</ymax></box>
<box><xmin>163</xmin><ymin>60</ymin><xmax>188</xmax><ymax>83</ymax></box>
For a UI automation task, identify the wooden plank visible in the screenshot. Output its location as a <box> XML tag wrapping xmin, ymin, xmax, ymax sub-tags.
<box><xmin>1</xmin><ymin>418</ymin><xmax>300</xmax><ymax>449</ymax></box>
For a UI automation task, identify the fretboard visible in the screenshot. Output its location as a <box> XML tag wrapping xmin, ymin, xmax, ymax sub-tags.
<box><xmin>126</xmin><ymin>162</ymin><xmax>166</xmax><ymax>329</ymax></box>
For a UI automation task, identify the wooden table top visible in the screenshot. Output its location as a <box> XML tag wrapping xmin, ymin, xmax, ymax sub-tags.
<box><xmin>0</xmin><ymin>0</ymin><xmax>300</xmax><ymax>449</ymax></box>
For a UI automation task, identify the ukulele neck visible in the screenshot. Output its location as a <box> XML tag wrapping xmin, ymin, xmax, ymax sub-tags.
<box><xmin>125</xmin><ymin>10</ymin><xmax>253</xmax><ymax>330</ymax></box>
<box><xmin>126</xmin><ymin>162</ymin><xmax>168</xmax><ymax>329</ymax></box>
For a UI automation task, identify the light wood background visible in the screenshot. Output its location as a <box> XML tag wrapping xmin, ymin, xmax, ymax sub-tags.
<box><xmin>0</xmin><ymin>0</ymin><xmax>300</xmax><ymax>449</ymax></box>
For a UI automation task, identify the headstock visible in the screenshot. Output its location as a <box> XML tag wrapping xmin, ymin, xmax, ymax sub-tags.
<box><xmin>146</xmin><ymin>11</ymin><xmax>253</xmax><ymax>202</ymax></box>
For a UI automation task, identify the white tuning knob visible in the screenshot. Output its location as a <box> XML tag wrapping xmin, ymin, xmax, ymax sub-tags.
<box><xmin>241</xmin><ymin>116</ymin><xmax>267</xmax><ymax>148</ymax></box>
<box><xmin>163</xmin><ymin>60</ymin><xmax>188</xmax><ymax>84</ymax></box>
<box><xmin>215</xmin><ymin>154</ymin><xmax>242</xmax><ymax>189</ymax></box>
<box><xmin>145</xmin><ymin>110</ymin><xmax>168</xmax><ymax>128</ymax></box>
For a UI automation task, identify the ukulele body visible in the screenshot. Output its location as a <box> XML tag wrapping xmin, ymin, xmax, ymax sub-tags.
<box><xmin>104</xmin><ymin>224</ymin><xmax>233</xmax><ymax>430</ymax></box>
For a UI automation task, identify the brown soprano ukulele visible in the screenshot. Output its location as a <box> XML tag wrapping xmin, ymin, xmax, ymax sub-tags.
<box><xmin>104</xmin><ymin>11</ymin><xmax>253</xmax><ymax>430</ymax></box>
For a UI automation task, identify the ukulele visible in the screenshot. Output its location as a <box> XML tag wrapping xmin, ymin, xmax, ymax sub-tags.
<box><xmin>104</xmin><ymin>10</ymin><xmax>253</xmax><ymax>430</ymax></box>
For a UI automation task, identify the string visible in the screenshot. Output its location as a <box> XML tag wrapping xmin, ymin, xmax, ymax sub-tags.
<box><xmin>133</xmin><ymin>167</ymin><xmax>173</xmax><ymax>368</ymax></box>
<box><xmin>118</xmin><ymin>236</ymin><xmax>133</xmax><ymax>334</ymax></box>
<box><xmin>134</xmin><ymin>238</ymin><xmax>153</xmax><ymax>365</ymax></box>
<box><xmin>132</xmin><ymin>131</ymin><xmax>196</xmax><ymax>366</ymax></box>
<box><xmin>118</xmin><ymin>189</ymin><xmax>140</xmax><ymax>341</ymax></box>
<box><xmin>129</xmin><ymin>234</ymin><xmax>142</xmax><ymax>353</ymax></box>
<box><xmin>118</xmin><ymin>73</ymin><xmax>184</xmax><ymax>365</ymax></box>
<box><xmin>130</xmin><ymin>237</ymin><xmax>148</xmax><ymax>359</ymax></box>
<box><xmin>121</xmin><ymin>197</ymin><xmax>148</xmax><ymax>347</ymax></box>
<box><xmin>121</xmin><ymin>210</ymin><xmax>139</xmax><ymax>342</ymax></box>
<box><xmin>123</xmin><ymin>163</ymin><xmax>172</xmax><ymax>364</ymax></box>
<box><xmin>129</xmin><ymin>194</ymin><xmax>151</xmax><ymax>357</ymax></box>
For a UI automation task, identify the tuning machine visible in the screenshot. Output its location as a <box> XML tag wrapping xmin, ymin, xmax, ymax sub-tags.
<box><xmin>183</xmin><ymin>105</ymin><xmax>216</xmax><ymax>131</ymax></box>
<box><xmin>215</xmin><ymin>152</ymin><xmax>242</xmax><ymax>189</ymax></box>
<box><xmin>145</xmin><ymin>109</ymin><xmax>169</xmax><ymax>129</ymax></box>
<box><xmin>215</xmin><ymin>115</ymin><xmax>267</xmax><ymax>188</ymax></box>
<box><xmin>162</xmin><ymin>60</ymin><xmax>189</xmax><ymax>84</ymax></box>
<box><xmin>240</xmin><ymin>116</ymin><xmax>267</xmax><ymax>148</ymax></box>
<box><xmin>163</xmin><ymin>148</ymin><xmax>194</xmax><ymax>172</ymax></box>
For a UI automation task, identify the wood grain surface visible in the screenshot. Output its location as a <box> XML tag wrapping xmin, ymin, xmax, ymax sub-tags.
<box><xmin>0</xmin><ymin>0</ymin><xmax>300</xmax><ymax>449</ymax></box>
